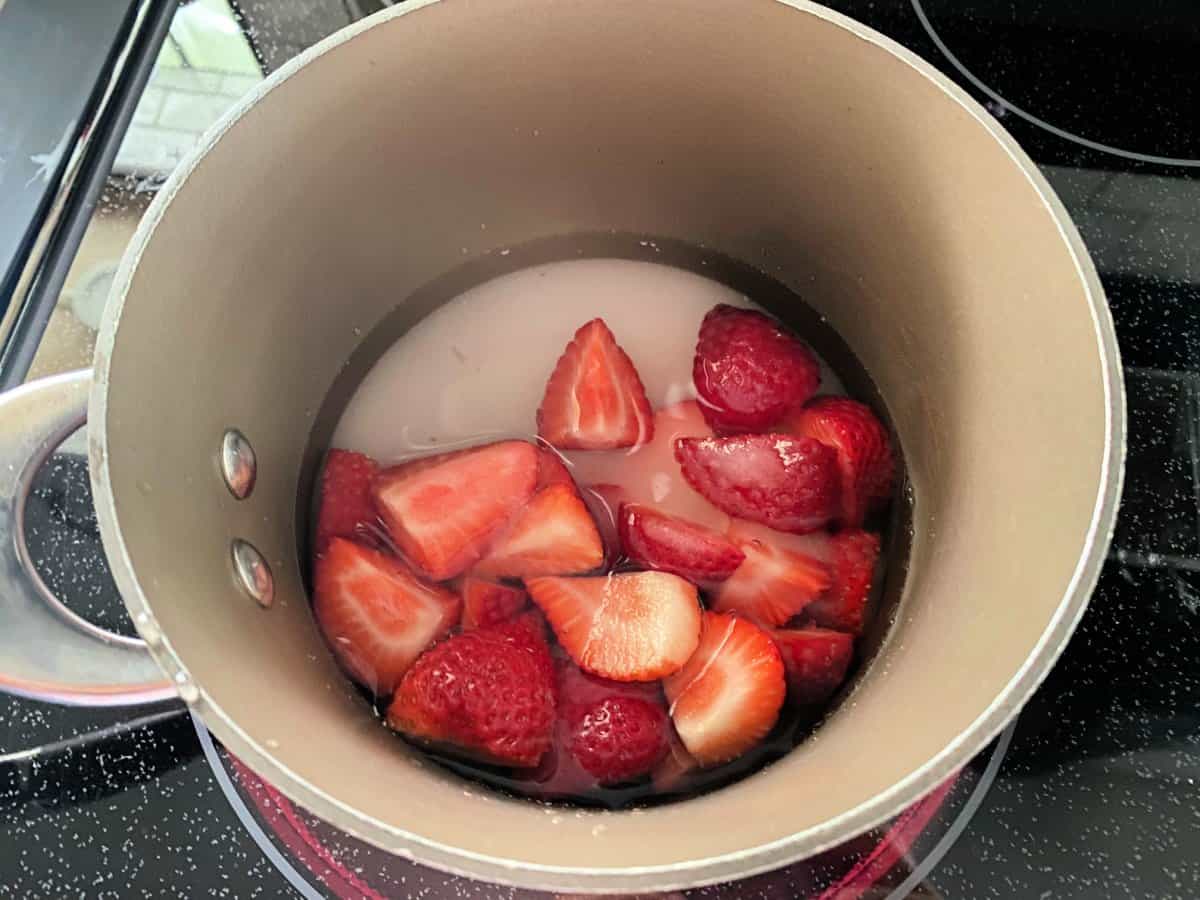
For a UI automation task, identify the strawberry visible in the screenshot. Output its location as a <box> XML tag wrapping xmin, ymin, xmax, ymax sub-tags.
<box><xmin>618</xmin><ymin>503</ymin><xmax>745</xmax><ymax>582</ymax></box>
<box><xmin>537</xmin><ymin>318</ymin><xmax>654</xmax><ymax>450</ymax></box>
<box><xmin>371</xmin><ymin>440</ymin><xmax>538</xmax><ymax>581</ymax></box>
<box><xmin>692</xmin><ymin>304</ymin><xmax>820</xmax><ymax>433</ymax></box>
<box><xmin>674</xmin><ymin>433</ymin><xmax>840</xmax><ymax>533</ymax></box>
<box><xmin>580</xmin><ymin>483</ymin><xmax>627</xmax><ymax>570</ymax></box>
<box><xmin>387</xmin><ymin>620</ymin><xmax>556</xmax><ymax>768</ymax></box>
<box><xmin>712</xmin><ymin>522</ymin><xmax>831</xmax><ymax>626</ymax></box>
<box><xmin>460</xmin><ymin>576</ymin><xmax>528</xmax><ymax>630</ymax></box>
<box><xmin>313</xmin><ymin>538</ymin><xmax>461</xmax><ymax>696</ymax></box>
<box><xmin>535</xmin><ymin>447</ymin><xmax>576</xmax><ymax>490</ymax></box>
<box><xmin>663</xmin><ymin>612</ymin><xmax>786</xmax><ymax>767</ymax></box>
<box><xmin>772</xmin><ymin>627</ymin><xmax>854</xmax><ymax>705</ymax></box>
<box><xmin>784</xmin><ymin>396</ymin><xmax>895</xmax><ymax>527</ymax></box>
<box><xmin>472</xmin><ymin>483</ymin><xmax>604</xmax><ymax>578</ymax></box>
<box><xmin>315</xmin><ymin>449</ymin><xmax>379</xmax><ymax>550</ymax></box>
<box><xmin>527</xmin><ymin>572</ymin><xmax>702</xmax><ymax>682</ymax></box>
<box><xmin>804</xmin><ymin>529</ymin><xmax>880</xmax><ymax>634</ymax></box>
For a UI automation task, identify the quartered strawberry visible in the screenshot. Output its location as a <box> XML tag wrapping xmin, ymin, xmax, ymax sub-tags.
<box><xmin>460</xmin><ymin>576</ymin><xmax>528</xmax><ymax>630</ymax></box>
<box><xmin>618</xmin><ymin>503</ymin><xmax>745</xmax><ymax>582</ymax></box>
<box><xmin>473</xmin><ymin>483</ymin><xmax>604</xmax><ymax>579</ymax></box>
<box><xmin>772</xmin><ymin>627</ymin><xmax>854</xmax><ymax>705</ymax></box>
<box><xmin>784</xmin><ymin>396</ymin><xmax>895</xmax><ymax>527</ymax></box>
<box><xmin>663</xmin><ymin>611</ymin><xmax>786</xmax><ymax>767</ymax></box>
<box><xmin>372</xmin><ymin>440</ymin><xmax>538</xmax><ymax>581</ymax></box>
<box><xmin>674</xmin><ymin>433</ymin><xmax>840</xmax><ymax>533</ymax></box>
<box><xmin>804</xmin><ymin>529</ymin><xmax>880</xmax><ymax>634</ymax></box>
<box><xmin>315</xmin><ymin>449</ymin><xmax>379</xmax><ymax>550</ymax></box>
<box><xmin>692</xmin><ymin>304</ymin><xmax>821</xmax><ymax>433</ymax></box>
<box><xmin>535</xmin><ymin>447</ymin><xmax>576</xmax><ymax>490</ymax></box>
<box><xmin>387</xmin><ymin>619</ymin><xmax>556</xmax><ymax>768</ymax></box>
<box><xmin>537</xmin><ymin>318</ymin><xmax>654</xmax><ymax>450</ymax></box>
<box><xmin>527</xmin><ymin>572</ymin><xmax>702</xmax><ymax>682</ymax></box>
<box><xmin>313</xmin><ymin>538</ymin><xmax>461</xmax><ymax>696</ymax></box>
<box><xmin>712</xmin><ymin>522</ymin><xmax>831</xmax><ymax>626</ymax></box>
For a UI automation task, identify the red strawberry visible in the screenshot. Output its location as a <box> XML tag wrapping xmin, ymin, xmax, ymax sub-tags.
<box><xmin>535</xmin><ymin>447</ymin><xmax>576</xmax><ymax>490</ymax></box>
<box><xmin>712</xmin><ymin>522</ymin><xmax>831</xmax><ymax>626</ymax></box>
<box><xmin>674</xmin><ymin>433</ymin><xmax>840</xmax><ymax>533</ymax></box>
<box><xmin>772</xmin><ymin>627</ymin><xmax>854</xmax><ymax>705</ymax></box>
<box><xmin>580</xmin><ymin>483</ymin><xmax>627</xmax><ymax>570</ymax></box>
<box><xmin>693</xmin><ymin>304</ymin><xmax>820</xmax><ymax>433</ymax></box>
<box><xmin>313</xmin><ymin>538</ymin><xmax>461</xmax><ymax>695</ymax></box>
<box><xmin>537</xmin><ymin>318</ymin><xmax>654</xmax><ymax>450</ymax></box>
<box><xmin>372</xmin><ymin>440</ymin><xmax>538</xmax><ymax>581</ymax></box>
<box><xmin>387</xmin><ymin>620</ymin><xmax>556</xmax><ymax>768</ymax></box>
<box><xmin>472</xmin><ymin>483</ymin><xmax>604</xmax><ymax>578</ymax></box>
<box><xmin>460</xmin><ymin>577</ymin><xmax>528</xmax><ymax>630</ymax></box>
<box><xmin>315</xmin><ymin>450</ymin><xmax>379</xmax><ymax>550</ymax></box>
<box><xmin>663</xmin><ymin>612</ymin><xmax>786</xmax><ymax>767</ymax></box>
<box><xmin>804</xmin><ymin>529</ymin><xmax>880</xmax><ymax>634</ymax></box>
<box><xmin>527</xmin><ymin>572</ymin><xmax>702</xmax><ymax>682</ymax></box>
<box><xmin>618</xmin><ymin>503</ymin><xmax>745</xmax><ymax>582</ymax></box>
<box><xmin>784</xmin><ymin>397</ymin><xmax>895</xmax><ymax>527</ymax></box>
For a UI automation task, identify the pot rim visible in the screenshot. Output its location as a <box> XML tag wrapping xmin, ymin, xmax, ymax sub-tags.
<box><xmin>88</xmin><ymin>0</ymin><xmax>1126</xmax><ymax>892</ymax></box>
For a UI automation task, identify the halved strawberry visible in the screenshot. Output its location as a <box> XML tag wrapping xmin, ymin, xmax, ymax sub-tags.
<box><xmin>618</xmin><ymin>503</ymin><xmax>745</xmax><ymax>582</ymax></box>
<box><xmin>804</xmin><ymin>529</ymin><xmax>880</xmax><ymax>634</ymax></box>
<box><xmin>387</xmin><ymin>620</ymin><xmax>556</xmax><ymax>768</ymax></box>
<box><xmin>675</xmin><ymin>433</ymin><xmax>840</xmax><ymax>533</ymax></box>
<box><xmin>784</xmin><ymin>397</ymin><xmax>895</xmax><ymax>527</ymax></box>
<box><xmin>535</xmin><ymin>447</ymin><xmax>576</xmax><ymax>490</ymax></box>
<box><xmin>460</xmin><ymin>576</ymin><xmax>528</xmax><ymax>630</ymax></box>
<box><xmin>473</xmin><ymin>483</ymin><xmax>604</xmax><ymax>578</ymax></box>
<box><xmin>315</xmin><ymin>449</ymin><xmax>379</xmax><ymax>551</ymax></box>
<box><xmin>663</xmin><ymin>611</ymin><xmax>786</xmax><ymax>767</ymax></box>
<box><xmin>692</xmin><ymin>304</ymin><xmax>821</xmax><ymax>433</ymax></box>
<box><xmin>772</xmin><ymin>627</ymin><xmax>854</xmax><ymax>705</ymax></box>
<box><xmin>313</xmin><ymin>538</ymin><xmax>461</xmax><ymax>696</ymax></box>
<box><xmin>537</xmin><ymin>318</ymin><xmax>654</xmax><ymax>450</ymax></box>
<box><xmin>711</xmin><ymin>522</ymin><xmax>831</xmax><ymax>626</ymax></box>
<box><xmin>527</xmin><ymin>572</ymin><xmax>702</xmax><ymax>682</ymax></box>
<box><xmin>371</xmin><ymin>440</ymin><xmax>538</xmax><ymax>581</ymax></box>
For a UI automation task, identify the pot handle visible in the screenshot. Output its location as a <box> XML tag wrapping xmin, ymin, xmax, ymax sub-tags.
<box><xmin>0</xmin><ymin>370</ymin><xmax>175</xmax><ymax>706</ymax></box>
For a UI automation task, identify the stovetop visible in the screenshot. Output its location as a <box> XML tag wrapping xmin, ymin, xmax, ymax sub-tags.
<box><xmin>1</xmin><ymin>2</ymin><xmax>1198</xmax><ymax>898</ymax></box>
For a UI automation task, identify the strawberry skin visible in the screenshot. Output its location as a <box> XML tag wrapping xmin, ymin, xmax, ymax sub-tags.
<box><xmin>713</xmin><ymin>522</ymin><xmax>831</xmax><ymax>626</ymax></box>
<box><xmin>580</xmin><ymin>483</ymin><xmax>628</xmax><ymax>571</ymax></box>
<box><xmin>804</xmin><ymin>529</ymin><xmax>880</xmax><ymax>634</ymax></box>
<box><xmin>315</xmin><ymin>449</ymin><xmax>379</xmax><ymax>550</ymax></box>
<box><xmin>674</xmin><ymin>433</ymin><xmax>840</xmax><ymax>533</ymax></box>
<box><xmin>460</xmin><ymin>577</ymin><xmax>528</xmax><ymax>630</ymax></box>
<box><xmin>372</xmin><ymin>440</ymin><xmax>538</xmax><ymax>581</ymax></box>
<box><xmin>784</xmin><ymin>396</ymin><xmax>895</xmax><ymax>527</ymax></box>
<box><xmin>313</xmin><ymin>538</ymin><xmax>461</xmax><ymax>696</ymax></box>
<box><xmin>473</xmin><ymin>483</ymin><xmax>604</xmax><ymax>578</ymax></box>
<box><xmin>772</xmin><ymin>627</ymin><xmax>854</xmax><ymax>705</ymax></box>
<box><xmin>537</xmin><ymin>318</ymin><xmax>654</xmax><ymax>450</ymax></box>
<box><xmin>618</xmin><ymin>502</ymin><xmax>745</xmax><ymax>582</ymax></box>
<box><xmin>663</xmin><ymin>611</ymin><xmax>786</xmax><ymax>767</ymax></box>
<box><xmin>527</xmin><ymin>572</ymin><xmax>702</xmax><ymax>682</ymax></box>
<box><xmin>693</xmin><ymin>304</ymin><xmax>820</xmax><ymax>433</ymax></box>
<box><xmin>387</xmin><ymin>620</ymin><xmax>556</xmax><ymax>768</ymax></box>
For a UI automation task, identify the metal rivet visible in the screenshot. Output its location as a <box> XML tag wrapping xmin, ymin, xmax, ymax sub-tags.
<box><xmin>231</xmin><ymin>539</ymin><xmax>274</xmax><ymax>608</ymax></box>
<box><xmin>220</xmin><ymin>429</ymin><xmax>256</xmax><ymax>499</ymax></box>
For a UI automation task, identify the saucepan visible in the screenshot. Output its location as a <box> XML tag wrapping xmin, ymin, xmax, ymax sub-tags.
<box><xmin>0</xmin><ymin>0</ymin><xmax>1123</xmax><ymax>893</ymax></box>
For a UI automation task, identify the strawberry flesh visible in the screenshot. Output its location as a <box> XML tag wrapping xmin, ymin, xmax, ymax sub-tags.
<box><xmin>460</xmin><ymin>577</ymin><xmax>528</xmax><ymax>630</ymax></box>
<box><xmin>315</xmin><ymin>449</ymin><xmax>379</xmax><ymax>551</ymax></box>
<box><xmin>804</xmin><ymin>529</ymin><xmax>880</xmax><ymax>634</ymax></box>
<box><xmin>472</xmin><ymin>483</ymin><xmax>604</xmax><ymax>578</ymax></box>
<box><xmin>772</xmin><ymin>627</ymin><xmax>854</xmax><ymax>705</ymax></box>
<box><xmin>618</xmin><ymin>502</ymin><xmax>745</xmax><ymax>582</ymax></box>
<box><xmin>535</xmin><ymin>447</ymin><xmax>576</xmax><ymax>490</ymax></box>
<box><xmin>712</xmin><ymin>522</ymin><xmax>831</xmax><ymax>626</ymax></box>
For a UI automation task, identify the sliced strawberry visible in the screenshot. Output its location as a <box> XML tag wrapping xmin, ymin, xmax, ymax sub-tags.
<box><xmin>651</xmin><ymin>728</ymin><xmax>701</xmax><ymax>794</ymax></box>
<box><xmin>315</xmin><ymin>449</ymin><xmax>379</xmax><ymax>551</ymax></box>
<box><xmin>527</xmin><ymin>572</ymin><xmax>702</xmax><ymax>682</ymax></box>
<box><xmin>313</xmin><ymin>538</ymin><xmax>461</xmax><ymax>696</ymax></box>
<box><xmin>387</xmin><ymin>620</ymin><xmax>556</xmax><ymax>768</ymax></box>
<box><xmin>675</xmin><ymin>433</ymin><xmax>840</xmax><ymax>533</ymax></box>
<box><xmin>663</xmin><ymin>611</ymin><xmax>786</xmax><ymax>767</ymax></box>
<box><xmin>580</xmin><ymin>483</ymin><xmax>627</xmax><ymax>570</ymax></box>
<box><xmin>693</xmin><ymin>304</ymin><xmax>821</xmax><ymax>433</ymax></box>
<box><xmin>535</xmin><ymin>447</ymin><xmax>576</xmax><ymax>490</ymax></box>
<box><xmin>460</xmin><ymin>577</ymin><xmax>528</xmax><ymax>630</ymax></box>
<box><xmin>472</xmin><ymin>483</ymin><xmax>604</xmax><ymax>578</ymax></box>
<box><xmin>618</xmin><ymin>503</ymin><xmax>744</xmax><ymax>582</ymax></box>
<box><xmin>537</xmin><ymin>318</ymin><xmax>654</xmax><ymax>450</ymax></box>
<box><xmin>804</xmin><ymin>529</ymin><xmax>880</xmax><ymax>634</ymax></box>
<box><xmin>712</xmin><ymin>522</ymin><xmax>831</xmax><ymax>626</ymax></box>
<box><xmin>784</xmin><ymin>396</ymin><xmax>895</xmax><ymax>527</ymax></box>
<box><xmin>371</xmin><ymin>440</ymin><xmax>538</xmax><ymax>581</ymax></box>
<box><xmin>772</xmin><ymin>627</ymin><xmax>854</xmax><ymax>705</ymax></box>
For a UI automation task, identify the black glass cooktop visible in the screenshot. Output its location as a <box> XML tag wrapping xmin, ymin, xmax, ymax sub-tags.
<box><xmin>2</xmin><ymin>2</ymin><xmax>1199</xmax><ymax>897</ymax></box>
